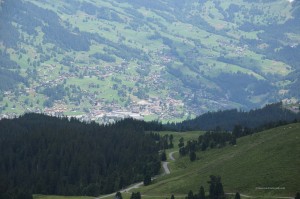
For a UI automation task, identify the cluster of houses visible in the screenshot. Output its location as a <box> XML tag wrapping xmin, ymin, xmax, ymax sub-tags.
<box><xmin>0</xmin><ymin>55</ymin><xmax>233</xmax><ymax>123</ymax></box>
<box><xmin>217</xmin><ymin>39</ymin><xmax>248</xmax><ymax>56</ymax></box>
<box><xmin>39</xmin><ymin>95</ymin><xmax>185</xmax><ymax>123</ymax></box>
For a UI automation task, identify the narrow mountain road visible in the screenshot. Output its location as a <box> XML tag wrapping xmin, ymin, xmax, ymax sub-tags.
<box><xmin>97</xmin><ymin>181</ymin><xmax>145</xmax><ymax>199</ymax></box>
<box><xmin>163</xmin><ymin>150</ymin><xmax>178</xmax><ymax>175</ymax></box>
<box><xmin>97</xmin><ymin>151</ymin><xmax>177</xmax><ymax>199</ymax></box>
<box><xmin>162</xmin><ymin>161</ymin><xmax>170</xmax><ymax>175</ymax></box>
<box><xmin>169</xmin><ymin>151</ymin><xmax>178</xmax><ymax>161</ymax></box>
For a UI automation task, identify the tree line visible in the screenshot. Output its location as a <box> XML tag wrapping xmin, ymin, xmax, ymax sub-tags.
<box><xmin>0</xmin><ymin>114</ymin><xmax>161</xmax><ymax>198</ymax></box>
<box><xmin>177</xmin><ymin>114</ymin><xmax>299</xmax><ymax>162</ymax></box>
<box><xmin>148</xmin><ymin>132</ymin><xmax>175</xmax><ymax>162</ymax></box>
<box><xmin>149</xmin><ymin>133</ymin><xmax>174</xmax><ymax>150</ymax></box>
<box><xmin>177</xmin><ymin>130</ymin><xmax>236</xmax><ymax>162</ymax></box>
<box><xmin>165</xmin><ymin>102</ymin><xmax>300</xmax><ymax>131</ymax></box>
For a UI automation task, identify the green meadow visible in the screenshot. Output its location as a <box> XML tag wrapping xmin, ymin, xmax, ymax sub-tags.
<box><xmin>138</xmin><ymin>124</ymin><xmax>300</xmax><ymax>198</ymax></box>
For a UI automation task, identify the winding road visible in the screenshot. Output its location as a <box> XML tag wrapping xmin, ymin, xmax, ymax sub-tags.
<box><xmin>160</xmin><ymin>150</ymin><xmax>178</xmax><ymax>175</ymax></box>
<box><xmin>160</xmin><ymin>151</ymin><xmax>178</xmax><ymax>175</ymax></box>
<box><xmin>169</xmin><ymin>151</ymin><xmax>178</xmax><ymax>161</ymax></box>
<box><xmin>98</xmin><ymin>181</ymin><xmax>145</xmax><ymax>199</ymax></box>
<box><xmin>97</xmin><ymin>151</ymin><xmax>176</xmax><ymax>199</ymax></box>
<box><xmin>162</xmin><ymin>161</ymin><xmax>170</xmax><ymax>175</ymax></box>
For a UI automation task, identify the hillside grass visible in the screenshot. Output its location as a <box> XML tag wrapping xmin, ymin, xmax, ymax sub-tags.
<box><xmin>33</xmin><ymin>195</ymin><xmax>93</xmax><ymax>199</ymax></box>
<box><xmin>137</xmin><ymin>123</ymin><xmax>300</xmax><ymax>198</ymax></box>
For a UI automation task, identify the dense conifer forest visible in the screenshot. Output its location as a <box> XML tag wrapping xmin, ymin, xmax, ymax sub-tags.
<box><xmin>166</xmin><ymin>102</ymin><xmax>300</xmax><ymax>131</ymax></box>
<box><xmin>0</xmin><ymin>114</ymin><xmax>161</xmax><ymax>197</ymax></box>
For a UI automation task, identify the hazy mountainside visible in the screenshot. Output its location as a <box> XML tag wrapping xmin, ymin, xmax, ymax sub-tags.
<box><xmin>0</xmin><ymin>114</ymin><xmax>160</xmax><ymax>197</ymax></box>
<box><xmin>0</xmin><ymin>0</ymin><xmax>300</xmax><ymax>121</ymax></box>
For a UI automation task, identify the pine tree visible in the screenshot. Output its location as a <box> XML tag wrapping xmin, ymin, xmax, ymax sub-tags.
<box><xmin>230</xmin><ymin>136</ymin><xmax>237</xmax><ymax>145</ymax></box>
<box><xmin>136</xmin><ymin>192</ymin><xmax>141</xmax><ymax>199</ymax></box>
<box><xmin>216</xmin><ymin>180</ymin><xmax>224</xmax><ymax>198</ymax></box>
<box><xmin>179</xmin><ymin>147</ymin><xmax>187</xmax><ymax>156</ymax></box>
<box><xmin>130</xmin><ymin>192</ymin><xmax>135</xmax><ymax>199</ymax></box>
<box><xmin>201</xmin><ymin>142</ymin><xmax>208</xmax><ymax>151</ymax></box>
<box><xmin>169</xmin><ymin>134</ymin><xmax>174</xmax><ymax>148</ymax></box>
<box><xmin>199</xmin><ymin>186</ymin><xmax>205</xmax><ymax>199</ymax></box>
<box><xmin>161</xmin><ymin>151</ymin><xmax>167</xmax><ymax>161</ymax></box>
<box><xmin>131</xmin><ymin>192</ymin><xmax>141</xmax><ymax>199</ymax></box>
<box><xmin>178</xmin><ymin>137</ymin><xmax>184</xmax><ymax>148</ymax></box>
<box><xmin>232</xmin><ymin>125</ymin><xmax>243</xmax><ymax>138</ymax></box>
<box><xmin>144</xmin><ymin>174</ymin><xmax>151</xmax><ymax>186</ymax></box>
<box><xmin>189</xmin><ymin>151</ymin><xmax>196</xmax><ymax>162</ymax></box>
<box><xmin>187</xmin><ymin>190</ymin><xmax>194</xmax><ymax>199</ymax></box>
<box><xmin>208</xmin><ymin>175</ymin><xmax>225</xmax><ymax>199</ymax></box>
<box><xmin>115</xmin><ymin>192</ymin><xmax>123</xmax><ymax>199</ymax></box>
<box><xmin>234</xmin><ymin>192</ymin><xmax>240</xmax><ymax>199</ymax></box>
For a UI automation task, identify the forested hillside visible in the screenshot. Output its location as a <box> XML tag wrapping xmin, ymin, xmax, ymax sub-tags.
<box><xmin>0</xmin><ymin>0</ymin><xmax>300</xmax><ymax>121</ymax></box>
<box><xmin>0</xmin><ymin>114</ymin><xmax>160</xmax><ymax>197</ymax></box>
<box><xmin>167</xmin><ymin>102</ymin><xmax>300</xmax><ymax>131</ymax></box>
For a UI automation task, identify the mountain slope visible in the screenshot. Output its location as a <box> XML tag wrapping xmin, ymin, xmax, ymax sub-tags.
<box><xmin>137</xmin><ymin>123</ymin><xmax>300</xmax><ymax>197</ymax></box>
<box><xmin>0</xmin><ymin>0</ymin><xmax>300</xmax><ymax>121</ymax></box>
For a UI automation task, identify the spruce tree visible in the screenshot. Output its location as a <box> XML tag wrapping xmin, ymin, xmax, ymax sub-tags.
<box><xmin>136</xmin><ymin>192</ymin><xmax>141</xmax><ymax>199</ymax></box>
<box><xmin>161</xmin><ymin>151</ymin><xmax>167</xmax><ymax>161</ymax></box>
<box><xmin>115</xmin><ymin>192</ymin><xmax>123</xmax><ymax>199</ymax></box>
<box><xmin>199</xmin><ymin>186</ymin><xmax>205</xmax><ymax>199</ymax></box>
<box><xmin>130</xmin><ymin>192</ymin><xmax>135</xmax><ymax>199</ymax></box>
<box><xmin>169</xmin><ymin>134</ymin><xmax>174</xmax><ymax>148</ymax></box>
<box><xmin>178</xmin><ymin>137</ymin><xmax>184</xmax><ymax>148</ymax></box>
<box><xmin>144</xmin><ymin>174</ymin><xmax>151</xmax><ymax>186</ymax></box>
<box><xmin>230</xmin><ymin>136</ymin><xmax>237</xmax><ymax>145</ymax></box>
<box><xmin>189</xmin><ymin>151</ymin><xmax>196</xmax><ymax>162</ymax></box>
<box><xmin>216</xmin><ymin>180</ymin><xmax>224</xmax><ymax>199</ymax></box>
<box><xmin>179</xmin><ymin>147</ymin><xmax>187</xmax><ymax>156</ymax></box>
<box><xmin>234</xmin><ymin>192</ymin><xmax>240</xmax><ymax>199</ymax></box>
<box><xmin>131</xmin><ymin>192</ymin><xmax>141</xmax><ymax>199</ymax></box>
<box><xmin>208</xmin><ymin>175</ymin><xmax>225</xmax><ymax>199</ymax></box>
<box><xmin>232</xmin><ymin>125</ymin><xmax>243</xmax><ymax>138</ymax></box>
<box><xmin>187</xmin><ymin>190</ymin><xmax>194</xmax><ymax>199</ymax></box>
